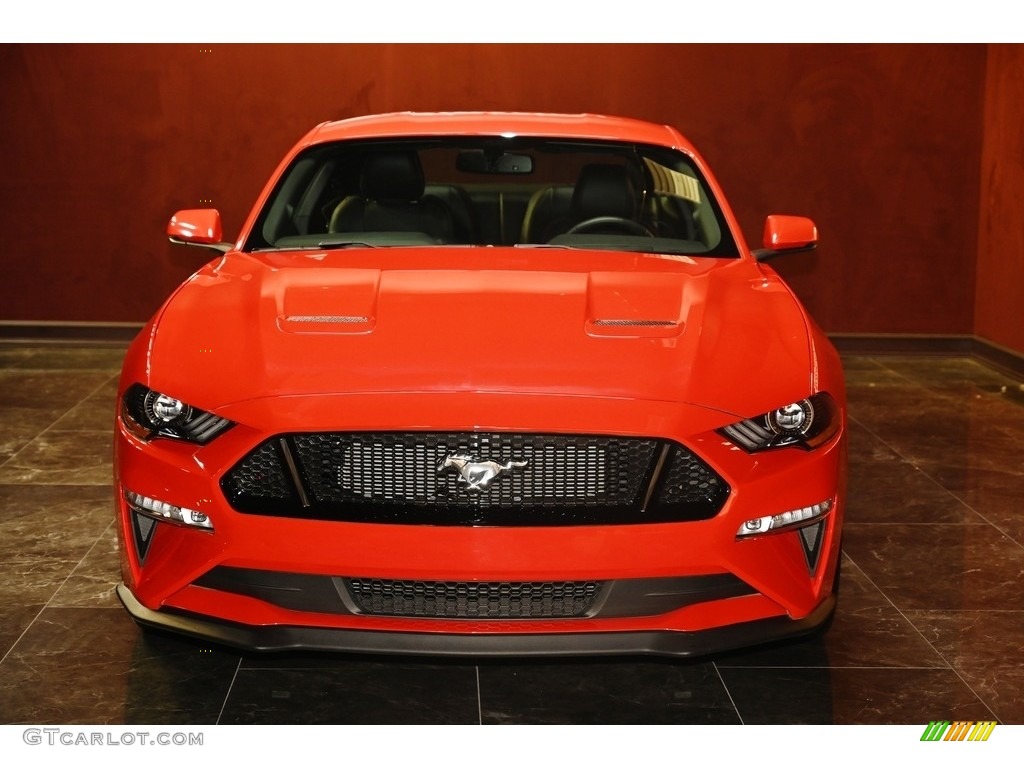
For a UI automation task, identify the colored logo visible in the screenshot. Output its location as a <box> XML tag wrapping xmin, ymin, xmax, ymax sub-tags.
<box><xmin>920</xmin><ymin>721</ymin><xmax>997</xmax><ymax>742</ymax></box>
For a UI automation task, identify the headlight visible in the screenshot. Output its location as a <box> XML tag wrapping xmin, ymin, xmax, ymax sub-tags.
<box><xmin>719</xmin><ymin>392</ymin><xmax>840</xmax><ymax>452</ymax></box>
<box><xmin>121</xmin><ymin>383</ymin><xmax>234</xmax><ymax>444</ymax></box>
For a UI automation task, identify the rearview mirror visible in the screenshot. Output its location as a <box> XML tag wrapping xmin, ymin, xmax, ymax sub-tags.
<box><xmin>456</xmin><ymin>150</ymin><xmax>533</xmax><ymax>174</ymax></box>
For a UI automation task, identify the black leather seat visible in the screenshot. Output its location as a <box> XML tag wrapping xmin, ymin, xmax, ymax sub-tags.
<box><xmin>424</xmin><ymin>183</ymin><xmax>479</xmax><ymax>243</ymax></box>
<box><xmin>519</xmin><ymin>184</ymin><xmax>574</xmax><ymax>243</ymax></box>
<box><xmin>521</xmin><ymin>164</ymin><xmax>640</xmax><ymax>242</ymax></box>
<box><xmin>329</xmin><ymin>152</ymin><xmax>455</xmax><ymax>241</ymax></box>
<box><xmin>570</xmin><ymin>163</ymin><xmax>639</xmax><ymax>225</ymax></box>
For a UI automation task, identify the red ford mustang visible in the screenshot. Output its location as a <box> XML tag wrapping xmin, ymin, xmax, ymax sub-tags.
<box><xmin>114</xmin><ymin>112</ymin><xmax>846</xmax><ymax>656</ymax></box>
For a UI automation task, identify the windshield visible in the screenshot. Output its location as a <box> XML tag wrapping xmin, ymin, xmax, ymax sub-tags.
<box><xmin>245</xmin><ymin>137</ymin><xmax>739</xmax><ymax>257</ymax></box>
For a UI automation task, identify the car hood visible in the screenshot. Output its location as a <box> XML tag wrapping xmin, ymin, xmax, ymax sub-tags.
<box><xmin>145</xmin><ymin>248</ymin><xmax>812</xmax><ymax>418</ymax></box>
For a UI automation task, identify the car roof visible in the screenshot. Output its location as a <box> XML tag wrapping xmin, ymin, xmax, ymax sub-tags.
<box><xmin>303</xmin><ymin>111</ymin><xmax>693</xmax><ymax>152</ymax></box>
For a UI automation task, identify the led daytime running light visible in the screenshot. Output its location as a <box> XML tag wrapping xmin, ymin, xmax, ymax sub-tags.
<box><xmin>124</xmin><ymin>489</ymin><xmax>213</xmax><ymax>530</ymax></box>
<box><xmin>737</xmin><ymin>498</ymin><xmax>833</xmax><ymax>538</ymax></box>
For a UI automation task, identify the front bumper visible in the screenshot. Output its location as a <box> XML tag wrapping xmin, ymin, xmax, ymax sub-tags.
<box><xmin>114</xmin><ymin>391</ymin><xmax>846</xmax><ymax>657</ymax></box>
<box><xmin>118</xmin><ymin>582</ymin><xmax>836</xmax><ymax>657</ymax></box>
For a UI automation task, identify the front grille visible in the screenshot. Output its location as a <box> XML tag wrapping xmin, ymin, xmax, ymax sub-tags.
<box><xmin>224</xmin><ymin>439</ymin><xmax>296</xmax><ymax>505</ymax></box>
<box><xmin>345</xmin><ymin>578</ymin><xmax>601</xmax><ymax>618</ymax></box>
<box><xmin>657</xmin><ymin>448</ymin><xmax>731</xmax><ymax>507</ymax></box>
<box><xmin>295</xmin><ymin>432</ymin><xmax>655</xmax><ymax>509</ymax></box>
<box><xmin>221</xmin><ymin>431</ymin><xmax>729</xmax><ymax>525</ymax></box>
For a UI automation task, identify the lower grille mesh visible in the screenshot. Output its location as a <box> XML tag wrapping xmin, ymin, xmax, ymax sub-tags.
<box><xmin>345</xmin><ymin>578</ymin><xmax>602</xmax><ymax>618</ymax></box>
<box><xmin>192</xmin><ymin>566</ymin><xmax>759</xmax><ymax>621</ymax></box>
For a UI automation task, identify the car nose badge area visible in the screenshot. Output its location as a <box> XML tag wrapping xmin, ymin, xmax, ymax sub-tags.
<box><xmin>437</xmin><ymin>454</ymin><xmax>530</xmax><ymax>491</ymax></box>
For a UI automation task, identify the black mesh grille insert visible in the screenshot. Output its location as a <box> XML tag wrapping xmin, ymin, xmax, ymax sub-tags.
<box><xmin>221</xmin><ymin>440</ymin><xmax>294</xmax><ymax>504</ymax></box>
<box><xmin>345</xmin><ymin>578</ymin><xmax>602</xmax><ymax>618</ymax></box>
<box><xmin>221</xmin><ymin>431</ymin><xmax>730</xmax><ymax>525</ymax></box>
<box><xmin>656</xmin><ymin>446</ymin><xmax>730</xmax><ymax>509</ymax></box>
<box><xmin>294</xmin><ymin>432</ymin><xmax>656</xmax><ymax>509</ymax></box>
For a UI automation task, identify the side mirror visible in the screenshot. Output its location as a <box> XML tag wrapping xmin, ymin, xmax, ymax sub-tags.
<box><xmin>752</xmin><ymin>215</ymin><xmax>817</xmax><ymax>261</ymax></box>
<box><xmin>167</xmin><ymin>209</ymin><xmax>233</xmax><ymax>253</ymax></box>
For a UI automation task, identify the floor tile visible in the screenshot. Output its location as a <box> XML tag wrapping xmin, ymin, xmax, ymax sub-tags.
<box><xmin>478</xmin><ymin>660</ymin><xmax>740</xmax><ymax>724</ymax></box>
<box><xmin>5</xmin><ymin>345</ymin><xmax>128</xmax><ymax>371</ymax></box>
<box><xmin>904</xmin><ymin>610</ymin><xmax>1024</xmax><ymax>669</ymax></box>
<box><xmin>843</xmin><ymin>523</ymin><xmax>1024</xmax><ymax>611</ymax></box>
<box><xmin>717</xmin><ymin>666</ymin><xmax>996</xmax><ymax>724</ymax></box>
<box><xmin>50</xmin><ymin>376</ymin><xmax>120</xmax><ymax>432</ymax></box>
<box><xmin>0</xmin><ymin>607</ymin><xmax>240</xmax><ymax>724</ymax></box>
<box><xmin>903</xmin><ymin>607</ymin><xmax>1024</xmax><ymax>720</ymax></box>
<box><xmin>845</xmin><ymin>422</ymin><xmax>985</xmax><ymax>525</ymax></box>
<box><xmin>954</xmin><ymin>666</ymin><xmax>1024</xmax><ymax>724</ymax></box>
<box><xmin>49</xmin><ymin>524</ymin><xmax>122</xmax><ymax>608</ymax></box>
<box><xmin>877</xmin><ymin>356</ymin><xmax>1021</xmax><ymax>394</ymax></box>
<box><xmin>219</xmin><ymin>660</ymin><xmax>479</xmax><ymax>724</ymax></box>
<box><xmin>0</xmin><ymin>429</ymin><xmax>113</xmax><ymax>484</ymax></box>
<box><xmin>0</xmin><ymin>347</ymin><xmax>39</xmax><ymax>368</ymax></box>
<box><xmin>0</xmin><ymin>485</ymin><xmax>114</xmax><ymax>603</ymax></box>
<box><xmin>0</xmin><ymin>602</ymin><xmax>44</xmax><ymax>659</ymax></box>
<box><xmin>0</xmin><ymin>370</ymin><xmax>113</xmax><ymax>408</ymax></box>
<box><xmin>924</xmin><ymin>465</ymin><xmax>1024</xmax><ymax>545</ymax></box>
<box><xmin>0</xmin><ymin>406</ymin><xmax>66</xmax><ymax>457</ymax></box>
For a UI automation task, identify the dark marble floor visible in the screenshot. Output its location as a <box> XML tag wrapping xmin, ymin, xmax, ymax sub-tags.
<box><xmin>1</xmin><ymin>344</ymin><xmax>1022</xmax><ymax>725</ymax></box>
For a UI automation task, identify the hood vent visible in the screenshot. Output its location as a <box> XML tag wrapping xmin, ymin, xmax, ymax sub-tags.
<box><xmin>284</xmin><ymin>315</ymin><xmax>370</xmax><ymax>324</ymax></box>
<box><xmin>586</xmin><ymin>317</ymin><xmax>682</xmax><ymax>338</ymax></box>
<box><xmin>592</xmin><ymin>319</ymin><xmax>677</xmax><ymax>327</ymax></box>
<box><xmin>278</xmin><ymin>314</ymin><xmax>374</xmax><ymax>334</ymax></box>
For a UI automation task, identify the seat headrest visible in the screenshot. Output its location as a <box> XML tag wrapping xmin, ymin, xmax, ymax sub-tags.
<box><xmin>361</xmin><ymin>152</ymin><xmax>426</xmax><ymax>202</ymax></box>
<box><xmin>571</xmin><ymin>164</ymin><xmax>637</xmax><ymax>220</ymax></box>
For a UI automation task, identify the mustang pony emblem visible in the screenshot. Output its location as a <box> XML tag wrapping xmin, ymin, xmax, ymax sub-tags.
<box><xmin>438</xmin><ymin>454</ymin><xmax>529</xmax><ymax>491</ymax></box>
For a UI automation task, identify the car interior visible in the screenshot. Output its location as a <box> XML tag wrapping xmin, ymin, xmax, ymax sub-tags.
<box><xmin>248</xmin><ymin>140</ymin><xmax>738</xmax><ymax>257</ymax></box>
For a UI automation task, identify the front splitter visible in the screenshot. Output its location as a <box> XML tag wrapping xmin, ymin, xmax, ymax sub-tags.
<box><xmin>117</xmin><ymin>582</ymin><xmax>835</xmax><ymax>658</ymax></box>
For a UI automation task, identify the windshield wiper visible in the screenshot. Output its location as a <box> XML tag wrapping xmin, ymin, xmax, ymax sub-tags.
<box><xmin>513</xmin><ymin>243</ymin><xmax>572</xmax><ymax>249</ymax></box>
<box><xmin>249</xmin><ymin>240</ymin><xmax>378</xmax><ymax>253</ymax></box>
<box><xmin>317</xmin><ymin>240</ymin><xmax>377</xmax><ymax>250</ymax></box>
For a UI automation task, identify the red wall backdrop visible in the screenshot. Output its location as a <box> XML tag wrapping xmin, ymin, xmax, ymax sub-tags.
<box><xmin>1</xmin><ymin>43</ymin><xmax>1012</xmax><ymax>349</ymax></box>
<box><xmin>975</xmin><ymin>44</ymin><xmax>1024</xmax><ymax>355</ymax></box>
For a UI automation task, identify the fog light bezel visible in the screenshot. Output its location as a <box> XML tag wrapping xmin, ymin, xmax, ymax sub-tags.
<box><xmin>736</xmin><ymin>498</ymin><xmax>834</xmax><ymax>538</ymax></box>
<box><xmin>124</xmin><ymin>488</ymin><xmax>214</xmax><ymax>531</ymax></box>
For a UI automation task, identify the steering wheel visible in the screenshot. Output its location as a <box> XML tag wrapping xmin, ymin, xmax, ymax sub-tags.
<box><xmin>566</xmin><ymin>216</ymin><xmax>653</xmax><ymax>236</ymax></box>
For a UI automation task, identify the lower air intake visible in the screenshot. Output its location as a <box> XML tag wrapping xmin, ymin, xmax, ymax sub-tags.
<box><xmin>345</xmin><ymin>578</ymin><xmax>602</xmax><ymax>618</ymax></box>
